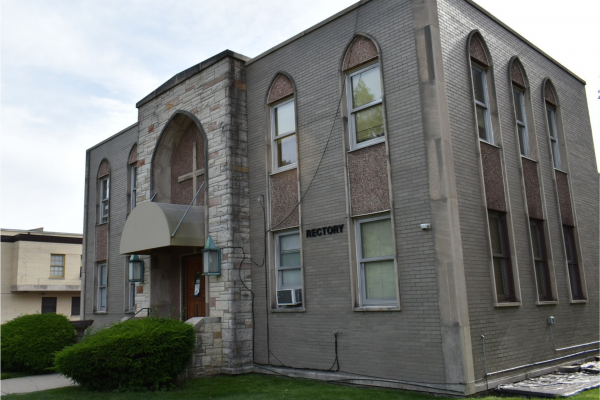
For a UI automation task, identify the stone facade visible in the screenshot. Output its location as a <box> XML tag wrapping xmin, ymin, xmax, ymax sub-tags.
<box><xmin>82</xmin><ymin>0</ymin><xmax>598</xmax><ymax>395</ymax></box>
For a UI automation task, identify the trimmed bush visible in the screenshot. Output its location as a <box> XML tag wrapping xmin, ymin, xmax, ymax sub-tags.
<box><xmin>55</xmin><ymin>317</ymin><xmax>195</xmax><ymax>391</ymax></box>
<box><xmin>1</xmin><ymin>313</ymin><xmax>76</xmax><ymax>374</ymax></box>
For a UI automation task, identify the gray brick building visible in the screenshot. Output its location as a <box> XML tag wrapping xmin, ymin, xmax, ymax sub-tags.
<box><xmin>82</xmin><ymin>0</ymin><xmax>598</xmax><ymax>394</ymax></box>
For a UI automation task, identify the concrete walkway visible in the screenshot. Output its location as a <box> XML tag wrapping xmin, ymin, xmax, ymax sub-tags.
<box><xmin>1</xmin><ymin>373</ymin><xmax>76</xmax><ymax>395</ymax></box>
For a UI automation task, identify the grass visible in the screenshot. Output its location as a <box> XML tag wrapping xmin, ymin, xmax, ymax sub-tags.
<box><xmin>1</xmin><ymin>374</ymin><xmax>599</xmax><ymax>400</ymax></box>
<box><xmin>1</xmin><ymin>371</ymin><xmax>34</xmax><ymax>380</ymax></box>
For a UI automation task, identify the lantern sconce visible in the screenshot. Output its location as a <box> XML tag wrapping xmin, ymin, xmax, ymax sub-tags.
<box><xmin>128</xmin><ymin>254</ymin><xmax>144</xmax><ymax>282</ymax></box>
<box><xmin>202</xmin><ymin>236</ymin><xmax>221</xmax><ymax>276</ymax></box>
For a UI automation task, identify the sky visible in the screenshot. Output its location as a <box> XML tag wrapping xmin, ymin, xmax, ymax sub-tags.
<box><xmin>1</xmin><ymin>0</ymin><xmax>598</xmax><ymax>234</ymax></box>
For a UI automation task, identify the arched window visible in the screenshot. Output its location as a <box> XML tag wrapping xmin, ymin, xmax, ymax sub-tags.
<box><xmin>544</xmin><ymin>82</ymin><xmax>562</xmax><ymax>170</ymax></box>
<box><xmin>267</xmin><ymin>73</ymin><xmax>297</xmax><ymax>173</ymax></box>
<box><xmin>97</xmin><ymin>159</ymin><xmax>110</xmax><ymax>224</ymax></box>
<box><xmin>342</xmin><ymin>35</ymin><xmax>385</xmax><ymax>150</ymax></box>
<box><xmin>510</xmin><ymin>60</ymin><xmax>531</xmax><ymax>157</ymax></box>
<box><xmin>469</xmin><ymin>34</ymin><xmax>494</xmax><ymax>144</ymax></box>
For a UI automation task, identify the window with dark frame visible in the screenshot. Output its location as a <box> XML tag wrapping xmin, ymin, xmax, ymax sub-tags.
<box><xmin>275</xmin><ymin>230</ymin><xmax>302</xmax><ymax>293</ymax></box>
<box><xmin>488</xmin><ymin>211</ymin><xmax>516</xmax><ymax>303</ymax></box>
<box><xmin>130</xmin><ymin>164</ymin><xmax>137</xmax><ymax>211</ymax></box>
<box><xmin>529</xmin><ymin>219</ymin><xmax>552</xmax><ymax>301</ymax></box>
<box><xmin>41</xmin><ymin>297</ymin><xmax>57</xmax><ymax>314</ymax></box>
<box><xmin>563</xmin><ymin>226</ymin><xmax>584</xmax><ymax>300</ymax></box>
<box><xmin>71</xmin><ymin>297</ymin><xmax>81</xmax><ymax>316</ymax></box>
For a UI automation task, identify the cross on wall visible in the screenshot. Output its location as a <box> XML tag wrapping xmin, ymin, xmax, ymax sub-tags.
<box><xmin>177</xmin><ymin>141</ymin><xmax>204</xmax><ymax>205</ymax></box>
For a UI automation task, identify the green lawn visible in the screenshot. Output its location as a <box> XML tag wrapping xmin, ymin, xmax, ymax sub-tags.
<box><xmin>2</xmin><ymin>374</ymin><xmax>599</xmax><ymax>400</ymax></box>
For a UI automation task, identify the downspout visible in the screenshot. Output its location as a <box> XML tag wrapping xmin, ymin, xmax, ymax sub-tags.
<box><xmin>81</xmin><ymin>150</ymin><xmax>91</xmax><ymax>319</ymax></box>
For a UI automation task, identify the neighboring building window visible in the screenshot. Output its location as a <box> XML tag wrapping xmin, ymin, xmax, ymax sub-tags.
<box><xmin>271</xmin><ymin>98</ymin><xmax>297</xmax><ymax>172</ymax></box>
<box><xmin>100</xmin><ymin>176</ymin><xmax>110</xmax><ymax>223</ymax></box>
<box><xmin>347</xmin><ymin>63</ymin><xmax>384</xmax><ymax>149</ymax></box>
<box><xmin>563</xmin><ymin>226</ymin><xmax>584</xmax><ymax>300</ymax></box>
<box><xmin>129</xmin><ymin>282</ymin><xmax>136</xmax><ymax>312</ymax></box>
<box><xmin>546</xmin><ymin>106</ymin><xmax>562</xmax><ymax>169</ymax></box>
<box><xmin>471</xmin><ymin>64</ymin><xmax>493</xmax><ymax>143</ymax></box>
<box><xmin>488</xmin><ymin>211</ymin><xmax>515</xmax><ymax>302</ymax></box>
<box><xmin>130</xmin><ymin>163</ymin><xmax>137</xmax><ymax>211</ymax></box>
<box><xmin>513</xmin><ymin>87</ymin><xmax>530</xmax><ymax>157</ymax></box>
<box><xmin>275</xmin><ymin>230</ymin><xmax>302</xmax><ymax>292</ymax></box>
<box><xmin>355</xmin><ymin>214</ymin><xmax>397</xmax><ymax>306</ymax></box>
<box><xmin>530</xmin><ymin>219</ymin><xmax>552</xmax><ymax>301</ymax></box>
<box><xmin>50</xmin><ymin>254</ymin><xmax>65</xmax><ymax>277</ymax></box>
<box><xmin>41</xmin><ymin>297</ymin><xmax>57</xmax><ymax>314</ymax></box>
<box><xmin>71</xmin><ymin>297</ymin><xmax>81</xmax><ymax>316</ymax></box>
<box><xmin>97</xmin><ymin>262</ymin><xmax>108</xmax><ymax>312</ymax></box>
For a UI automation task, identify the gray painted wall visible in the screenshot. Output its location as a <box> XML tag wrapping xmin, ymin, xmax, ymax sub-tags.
<box><xmin>84</xmin><ymin>124</ymin><xmax>139</xmax><ymax>327</ymax></box>
<box><xmin>437</xmin><ymin>0</ymin><xmax>599</xmax><ymax>380</ymax></box>
<box><xmin>247</xmin><ymin>0</ymin><xmax>447</xmax><ymax>384</ymax></box>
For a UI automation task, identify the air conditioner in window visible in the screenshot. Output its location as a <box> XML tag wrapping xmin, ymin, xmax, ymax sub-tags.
<box><xmin>277</xmin><ymin>289</ymin><xmax>302</xmax><ymax>306</ymax></box>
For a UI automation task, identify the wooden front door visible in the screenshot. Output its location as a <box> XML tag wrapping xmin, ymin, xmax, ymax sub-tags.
<box><xmin>185</xmin><ymin>256</ymin><xmax>206</xmax><ymax>319</ymax></box>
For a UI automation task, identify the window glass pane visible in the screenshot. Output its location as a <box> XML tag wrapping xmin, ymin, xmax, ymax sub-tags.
<box><xmin>50</xmin><ymin>266</ymin><xmax>64</xmax><ymax>276</ymax></box>
<box><xmin>71</xmin><ymin>297</ymin><xmax>81</xmax><ymax>316</ymax></box>
<box><xmin>535</xmin><ymin>261</ymin><xmax>551</xmax><ymax>301</ymax></box>
<box><xmin>488</xmin><ymin>215</ymin><xmax>503</xmax><ymax>255</ymax></box>
<box><xmin>518</xmin><ymin>126</ymin><xmax>529</xmax><ymax>157</ymax></box>
<box><xmin>476</xmin><ymin>105</ymin><xmax>489</xmax><ymax>141</ymax></box>
<box><xmin>101</xmin><ymin>179</ymin><xmax>109</xmax><ymax>199</ymax></box>
<box><xmin>51</xmin><ymin>255</ymin><xmax>64</xmax><ymax>266</ymax></box>
<box><xmin>354</xmin><ymin>104</ymin><xmax>384</xmax><ymax>144</ymax></box>
<box><xmin>361</xmin><ymin>218</ymin><xmax>393</xmax><ymax>258</ymax></box>
<box><xmin>530</xmin><ymin>221</ymin><xmax>541</xmax><ymax>259</ymax></box>
<box><xmin>99</xmin><ymin>264</ymin><xmax>107</xmax><ymax>285</ymax></box>
<box><xmin>551</xmin><ymin>140</ymin><xmax>561</xmax><ymax>169</ymax></box>
<box><xmin>493</xmin><ymin>258</ymin><xmax>508</xmax><ymax>300</ymax></box>
<box><xmin>472</xmin><ymin>68</ymin><xmax>486</xmax><ymax>104</ymax></box>
<box><xmin>513</xmin><ymin>90</ymin><xmax>525</xmax><ymax>123</ymax></box>
<box><xmin>276</xmin><ymin>134</ymin><xmax>297</xmax><ymax>167</ymax></box>
<box><xmin>364</xmin><ymin>260</ymin><xmax>396</xmax><ymax>300</ymax></box>
<box><xmin>280</xmin><ymin>268</ymin><xmax>302</xmax><ymax>287</ymax></box>
<box><xmin>132</xmin><ymin>166</ymin><xmax>137</xmax><ymax>189</ymax></box>
<box><xmin>275</xmin><ymin>101</ymin><xmax>295</xmax><ymax>136</ymax></box>
<box><xmin>99</xmin><ymin>288</ymin><xmax>107</xmax><ymax>309</ymax></box>
<box><xmin>280</xmin><ymin>233</ymin><xmax>301</xmax><ymax>267</ymax></box>
<box><xmin>352</xmin><ymin>66</ymin><xmax>382</xmax><ymax>108</ymax></box>
<box><xmin>546</xmin><ymin>108</ymin><xmax>557</xmax><ymax>139</ymax></box>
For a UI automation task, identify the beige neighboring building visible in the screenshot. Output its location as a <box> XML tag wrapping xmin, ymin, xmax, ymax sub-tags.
<box><xmin>1</xmin><ymin>228</ymin><xmax>83</xmax><ymax>323</ymax></box>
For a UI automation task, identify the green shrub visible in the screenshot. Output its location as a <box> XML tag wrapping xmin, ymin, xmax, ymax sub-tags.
<box><xmin>54</xmin><ymin>317</ymin><xmax>195</xmax><ymax>391</ymax></box>
<box><xmin>1</xmin><ymin>313</ymin><xmax>76</xmax><ymax>374</ymax></box>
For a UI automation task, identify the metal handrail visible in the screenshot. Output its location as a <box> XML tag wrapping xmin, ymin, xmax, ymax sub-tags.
<box><xmin>172</xmin><ymin>181</ymin><xmax>205</xmax><ymax>238</ymax></box>
<box><xmin>127</xmin><ymin>307</ymin><xmax>151</xmax><ymax>321</ymax></box>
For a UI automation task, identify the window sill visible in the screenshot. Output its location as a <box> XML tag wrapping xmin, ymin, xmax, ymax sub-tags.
<box><xmin>494</xmin><ymin>301</ymin><xmax>521</xmax><ymax>308</ymax></box>
<box><xmin>93</xmin><ymin>312</ymin><xmax>107</xmax><ymax>315</ymax></box>
<box><xmin>49</xmin><ymin>277</ymin><xmax>65</xmax><ymax>280</ymax></box>
<box><xmin>554</xmin><ymin>168</ymin><xmax>568</xmax><ymax>174</ymax></box>
<box><xmin>96</xmin><ymin>222</ymin><xmax>108</xmax><ymax>226</ymax></box>
<box><xmin>536</xmin><ymin>300</ymin><xmax>558</xmax><ymax>306</ymax></box>
<box><xmin>270</xmin><ymin>166</ymin><xmax>297</xmax><ymax>176</ymax></box>
<box><xmin>521</xmin><ymin>155</ymin><xmax>538</xmax><ymax>163</ymax></box>
<box><xmin>570</xmin><ymin>299</ymin><xmax>587</xmax><ymax>304</ymax></box>
<box><xmin>348</xmin><ymin>137</ymin><xmax>386</xmax><ymax>153</ymax></box>
<box><xmin>354</xmin><ymin>306</ymin><xmax>400</xmax><ymax>312</ymax></box>
<box><xmin>271</xmin><ymin>307</ymin><xmax>305</xmax><ymax>313</ymax></box>
<box><xmin>479</xmin><ymin>139</ymin><xmax>501</xmax><ymax>149</ymax></box>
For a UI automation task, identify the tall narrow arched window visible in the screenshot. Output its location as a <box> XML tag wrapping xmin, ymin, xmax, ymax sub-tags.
<box><xmin>543</xmin><ymin>80</ymin><xmax>586</xmax><ymax>302</ymax></box>
<box><xmin>468</xmin><ymin>32</ymin><xmax>520</xmax><ymax>305</ymax></box>
<box><xmin>510</xmin><ymin>60</ymin><xmax>530</xmax><ymax>157</ymax></box>
<box><xmin>343</xmin><ymin>35</ymin><xmax>385</xmax><ymax>150</ymax></box>
<box><xmin>267</xmin><ymin>74</ymin><xmax>297</xmax><ymax>173</ymax></box>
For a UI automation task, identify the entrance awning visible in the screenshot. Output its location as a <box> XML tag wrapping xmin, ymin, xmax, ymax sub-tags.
<box><xmin>120</xmin><ymin>202</ymin><xmax>205</xmax><ymax>255</ymax></box>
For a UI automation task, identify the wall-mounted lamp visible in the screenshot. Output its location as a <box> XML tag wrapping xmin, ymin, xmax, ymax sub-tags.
<box><xmin>128</xmin><ymin>255</ymin><xmax>144</xmax><ymax>282</ymax></box>
<box><xmin>202</xmin><ymin>236</ymin><xmax>221</xmax><ymax>276</ymax></box>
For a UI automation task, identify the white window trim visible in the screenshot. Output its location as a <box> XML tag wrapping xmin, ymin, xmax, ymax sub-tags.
<box><xmin>546</xmin><ymin>106</ymin><xmax>562</xmax><ymax>170</ymax></box>
<box><xmin>354</xmin><ymin>214</ymin><xmax>398</xmax><ymax>307</ymax></box>
<box><xmin>472</xmin><ymin>64</ymin><xmax>494</xmax><ymax>144</ymax></box>
<box><xmin>274</xmin><ymin>229</ymin><xmax>302</xmax><ymax>291</ymax></box>
<box><xmin>346</xmin><ymin>62</ymin><xmax>385</xmax><ymax>150</ymax></box>
<box><xmin>271</xmin><ymin>98</ymin><xmax>297</xmax><ymax>174</ymax></box>
<box><xmin>50</xmin><ymin>254</ymin><xmax>65</xmax><ymax>278</ymax></box>
<box><xmin>97</xmin><ymin>262</ymin><xmax>107</xmax><ymax>312</ymax></box>
<box><xmin>100</xmin><ymin>176</ymin><xmax>110</xmax><ymax>223</ymax></box>
<box><xmin>513</xmin><ymin>87</ymin><xmax>530</xmax><ymax>157</ymax></box>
